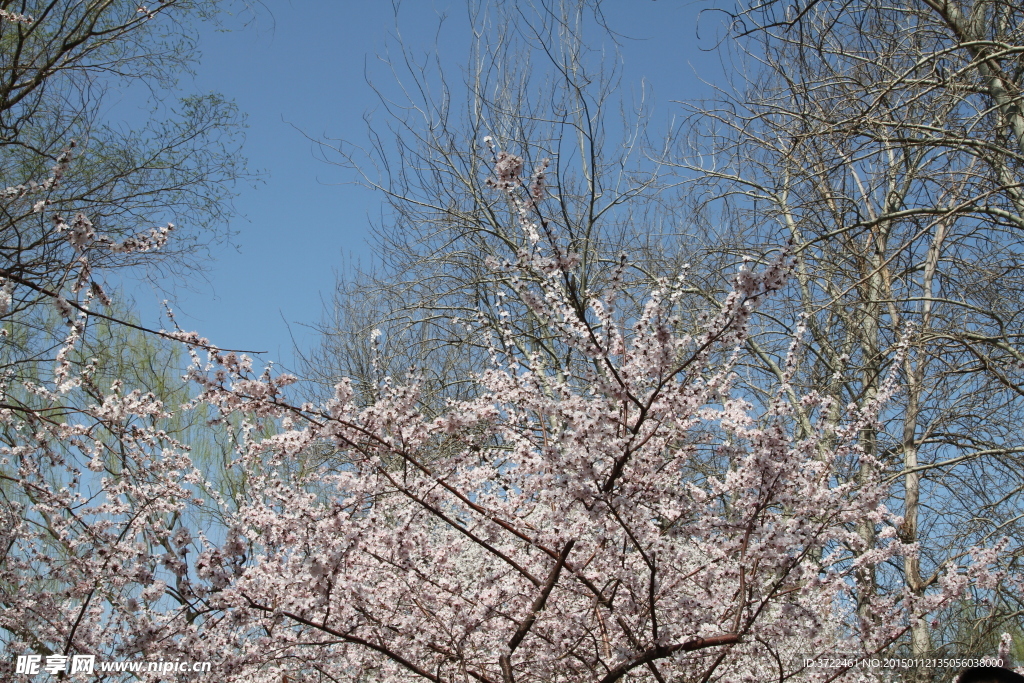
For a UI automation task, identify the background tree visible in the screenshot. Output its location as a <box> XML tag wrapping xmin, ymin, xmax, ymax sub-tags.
<box><xmin>677</xmin><ymin>0</ymin><xmax>1024</xmax><ymax>662</ymax></box>
<box><xmin>0</xmin><ymin>0</ymin><xmax>245</xmax><ymax>333</ymax></box>
<box><xmin>302</xmin><ymin>0</ymin><xmax>712</xmax><ymax>413</ymax></box>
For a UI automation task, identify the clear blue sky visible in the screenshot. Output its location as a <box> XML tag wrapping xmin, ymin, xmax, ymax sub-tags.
<box><xmin>131</xmin><ymin>1</ymin><xmax>726</xmax><ymax>372</ymax></box>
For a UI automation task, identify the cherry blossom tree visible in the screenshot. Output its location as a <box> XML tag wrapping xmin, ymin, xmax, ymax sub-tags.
<box><xmin>76</xmin><ymin>153</ymin><xmax>995</xmax><ymax>683</ymax></box>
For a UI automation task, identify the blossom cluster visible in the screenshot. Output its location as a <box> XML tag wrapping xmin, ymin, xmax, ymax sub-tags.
<box><xmin>0</xmin><ymin>9</ymin><xmax>33</xmax><ymax>23</ymax></box>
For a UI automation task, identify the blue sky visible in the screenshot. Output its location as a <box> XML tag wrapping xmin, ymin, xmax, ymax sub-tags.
<box><xmin>132</xmin><ymin>1</ymin><xmax>726</xmax><ymax>372</ymax></box>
